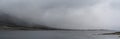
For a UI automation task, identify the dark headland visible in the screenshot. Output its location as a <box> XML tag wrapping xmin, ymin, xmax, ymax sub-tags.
<box><xmin>0</xmin><ymin>23</ymin><xmax>68</xmax><ymax>30</ymax></box>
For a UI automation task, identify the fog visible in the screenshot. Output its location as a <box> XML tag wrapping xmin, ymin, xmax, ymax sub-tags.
<box><xmin>0</xmin><ymin>0</ymin><xmax>120</xmax><ymax>30</ymax></box>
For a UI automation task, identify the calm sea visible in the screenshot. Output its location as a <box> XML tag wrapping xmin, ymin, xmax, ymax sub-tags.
<box><xmin>0</xmin><ymin>30</ymin><xmax>119</xmax><ymax>39</ymax></box>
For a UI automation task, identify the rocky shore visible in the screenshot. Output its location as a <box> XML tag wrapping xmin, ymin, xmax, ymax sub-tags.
<box><xmin>101</xmin><ymin>32</ymin><xmax>120</xmax><ymax>35</ymax></box>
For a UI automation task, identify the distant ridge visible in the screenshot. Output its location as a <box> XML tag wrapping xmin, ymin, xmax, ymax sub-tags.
<box><xmin>0</xmin><ymin>23</ymin><xmax>115</xmax><ymax>31</ymax></box>
<box><xmin>0</xmin><ymin>24</ymin><xmax>114</xmax><ymax>31</ymax></box>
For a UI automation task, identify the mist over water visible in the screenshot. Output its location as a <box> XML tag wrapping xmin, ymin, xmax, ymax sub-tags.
<box><xmin>0</xmin><ymin>0</ymin><xmax>120</xmax><ymax>30</ymax></box>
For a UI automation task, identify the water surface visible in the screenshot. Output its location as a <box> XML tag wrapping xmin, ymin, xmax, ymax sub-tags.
<box><xmin>0</xmin><ymin>30</ymin><xmax>119</xmax><ymax>39</ymax></box>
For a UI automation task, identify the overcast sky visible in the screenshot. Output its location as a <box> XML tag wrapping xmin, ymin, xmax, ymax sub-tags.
<box><xmin>0</xmin><ymin>0</ymin><xmax>120</xmax><ymax>30</ymax></box>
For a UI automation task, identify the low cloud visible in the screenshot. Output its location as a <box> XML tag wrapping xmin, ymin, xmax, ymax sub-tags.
<box><xmin>0</xmin><ymin>0</ymin><xmax>120</xmax><ymax>30</ymax></box>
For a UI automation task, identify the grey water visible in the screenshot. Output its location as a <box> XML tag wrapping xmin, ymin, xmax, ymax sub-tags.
<box><xmin>0</xmin><ymin>30</ymin><xmax>119</xmax><ymax>39</ymax></box>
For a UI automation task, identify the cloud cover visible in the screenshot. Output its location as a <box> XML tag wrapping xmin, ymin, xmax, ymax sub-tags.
<box><xmin>0</xmin><ymin>0</ymin><xmax>120</xmax><ymax>30</ymax></box>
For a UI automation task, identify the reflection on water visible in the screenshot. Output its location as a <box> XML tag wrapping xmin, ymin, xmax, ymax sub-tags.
<box><xmin>0</xmin><ymin>30</ymin><xmax>119</xmax><ymax>39</ymax></box>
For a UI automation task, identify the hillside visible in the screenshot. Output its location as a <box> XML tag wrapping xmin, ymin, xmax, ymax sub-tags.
<box><xmin>0</xmin><ymin>23</ymin><xmax>65</xmax><ymax>30</ymax></box>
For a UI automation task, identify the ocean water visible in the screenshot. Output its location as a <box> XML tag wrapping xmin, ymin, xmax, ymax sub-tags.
<box><xmin>0</xmin><ymin>30</ymin><xmax>119</xmax><ymax>39</ymax></box>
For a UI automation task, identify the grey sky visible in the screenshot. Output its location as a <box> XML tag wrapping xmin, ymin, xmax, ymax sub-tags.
<box><xmin>0</xmin><ymin>0</ymin><xmax>120</xmax><ymax>30</ymax></box>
